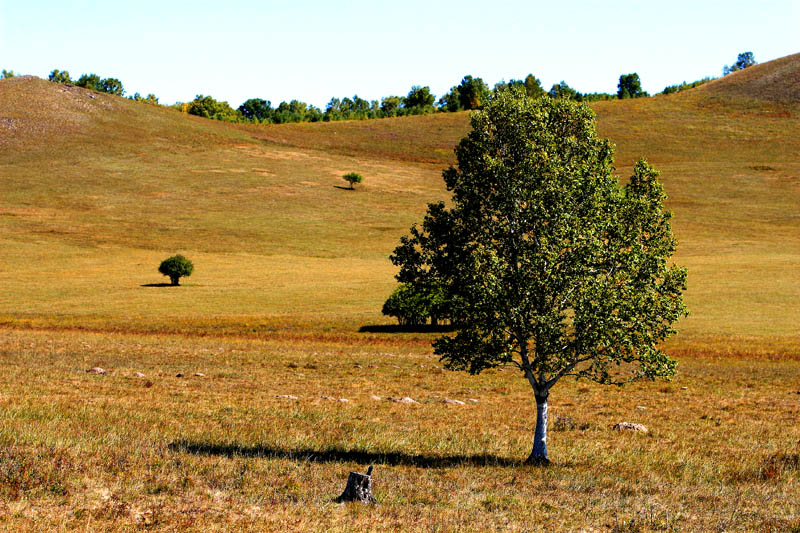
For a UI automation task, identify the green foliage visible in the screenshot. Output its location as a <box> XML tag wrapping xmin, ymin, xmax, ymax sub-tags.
<box><xmin>392</xmin><ymin>88</ymin><xmax>687</xmax><ymax>405</ymax></box>
<box><xmin>130</xmin><ymin>92</ymin><xmax>160</xmax><ymax>104</ymax></box>
<box><xmin>437</xmin><ymin>86</ymin><xmax>463</xmax><ymax>112</ymax></box>
<box><xmin>439</xmin><ymin>75</ymin><xmax>490</xmax><ymax>112</ymax></box>
<box><xmin>662</xmin><ymin>77</ymin><xmax>714</xmax><ymax>95</ymax></box>
<box><xmin>380</xmin><ymin>95</ymin><xmax>403</xmax><ymax>116</ymax></box>
<box><xmin>382</xmin><ymin>284</ymin><xmax>430</xmax><ymax>326</ymax></box>
<box><xmin>238</xmin><ymin>98</ymin><xmax>272</xmax><ymax>121</ymax></box>
<box><xmin>342</xmin><ymin>172</ymin><xmax>363</xmax><ymax>189</ymax></box>
<box><xmin>48</xmin><ymin>69</ymin><xmax>72</xmax><ymax>84</ymax></box>
<box><xmin>524</xmin><ymin>74</ymin><xmax>545</xmax><ymax>98</ymax></box>
<box><xmin>1</xmin><ymin>69</ymin><xmax>15</xmax><ymax>79</ymax></box>
<box><xmin>324</xmin><ymin>95</ymin><xmax>373</xmax><ymax>121</ymax></box>
<box><xmin>457</xmin><ymin>75</ymin><xmax>489</xmax><ymax>110</ymax></box>
<box><xmin>158</xmin><ymin>255</ymin><xmax>194</xmax><ymax>286</ymax></box>
<box><xmin>187</xmin><ymin>95</ymin><xmax>240</xmax><ymax>121</ymax></box>
<box><xmin>617</xmin><ymin>73</ymin><xmax>647</xmax><ymax>99</ymax></box>
<box><xmin>494</xmin><ymin>74</ymin><xmax>545</xmax><ymax>99</ymax></box>
<box><xmin>274</xmin><ymin>100</ymin><xmax>323</xmax><ymax>123</ymax></box>
<box><xmin>580</xmin><ymin>92</ymin><xmax>616</xmax><ymax>102</ymax></box>
<box><xmin>403</xmin><ymin>85</ymin><xmax>435</xmax><ymax>110</ymax></box>
<box><xmin>382</xmin><ymin>283</ymin><xmax>451</xmax><ymax>326</ymax></box>
<box><xmin>99</xmin><ymin>77</ymin><xmax>124</xmax><ymax>96</ymax></box>
<box><xmin>73</xmin><ymin>73</ymin><xmax>125</xmax><ymax>96</ymax></box>
<box><xmin>548</xmin><ymin>80</ymin><xmax>582</xmax><ymax>101</ymax></box>
<box><xmin>75</xmin><ymin>73</ymin><xmax>102</xmax><ymax>91</ymax></box>
<box><xmin>724</xmin><ymin>51</ymin><xmax>757</xmax><ymax>75</ymax></box>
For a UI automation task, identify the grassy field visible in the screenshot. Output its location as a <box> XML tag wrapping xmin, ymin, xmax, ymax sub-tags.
<box><xmin>1</xmin><ymin>54</ymin><xmax>799</xmax><ymax>530</ymax></box>
<box><xmin>1</xmin><ymin>329</ymin><xmax>798</xmax><ymax>531</ymax></box>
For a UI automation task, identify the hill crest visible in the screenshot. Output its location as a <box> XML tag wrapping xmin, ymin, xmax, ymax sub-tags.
<box><xmin>693</xmin><ymin>52</ymin><xmax>800</xmax><ymax>102</ymax></box>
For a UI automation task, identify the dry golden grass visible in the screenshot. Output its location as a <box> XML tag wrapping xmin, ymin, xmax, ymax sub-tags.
<box><xmin>0</xmin><ymin>328</ymin><xmax>798</xmax><ymax>531</ymax></box>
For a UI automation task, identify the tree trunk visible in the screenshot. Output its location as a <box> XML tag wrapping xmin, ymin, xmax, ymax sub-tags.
<box><xmin>170</xmin><ymin>276</ymin><xmax>179</xmax><ymax>286</ymax></box>
<box><xmin>525</xmin><ymin>393</ymin><xmax>549</xmax><ymax>465</ymax></box>
<box><xmin>335</xmin><ymin>465</ymin><xmax>375</xmax><ymax>504</ymax></box>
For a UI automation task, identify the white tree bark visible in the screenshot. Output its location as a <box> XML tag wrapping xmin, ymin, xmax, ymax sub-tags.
<box><xmin>526</xmin><ymin>396</ymin><xmax>549</xmax><ymax>464</ymax></box>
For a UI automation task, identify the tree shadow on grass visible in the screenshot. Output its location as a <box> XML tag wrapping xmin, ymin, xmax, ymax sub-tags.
<box><xmin>333</xmin><ymin>185</ymin><xmax>355</xmax><ymax>190</ymax></box>
<box><xmin>140</xmin><ymin>283</ymin><xmax>176</xmax><ymax>287</ymax></box>
<box><xmin>169</xmin><ymin>440</ymin><xmax>519</xmax><ymax>468</ymax></box>
<box><xmin>358</xmin><ymin>324</ymin><xmax>456</xmax><ymax>334</ymax></box>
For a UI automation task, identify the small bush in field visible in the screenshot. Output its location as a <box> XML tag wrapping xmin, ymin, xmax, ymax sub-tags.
<box><xmin>343</xmin><ymin>172</ymin><xmax>363</xmax><ymax>189</ymax></box>
<box><xmin>158</xmin><ymin>255</ymin><xmax>194</xmax><ymax>286</ymax></box>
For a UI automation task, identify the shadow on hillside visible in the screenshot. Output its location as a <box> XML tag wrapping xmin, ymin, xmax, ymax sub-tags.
<box><xmin>140</xmin><ymin>283</ymin><xmax>176</xmax><ymax>287</ymax></box>
<box><xmin>358</xmin><ymin>324</ymin><xmax>456</xmax><ymax>334</ymax></box>
<box><xmin>333</xmin><ymin>185</ymin><xmax>356</xmax><ymax>190</ymax></box>
<box><xmin>169</xmin><ymin>440</ymin><xmax>518</xmax><ymax>468</ymax></box>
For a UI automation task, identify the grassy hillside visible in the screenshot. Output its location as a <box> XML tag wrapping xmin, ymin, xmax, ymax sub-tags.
<box><xmin>694</xmin><ymin>52</ymin><xmax>800</xmax><ymax>103</ymax></box>
<box><xmin>2</xmin><ymin>56</ymin><xmax>800</xmax><ymax>352</ymax></box>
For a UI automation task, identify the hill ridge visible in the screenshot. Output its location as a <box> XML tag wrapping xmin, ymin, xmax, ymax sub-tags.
<box><xmin>693</xmin><ymin>52</ymin><xmax>800</xmax><ymax>102</ymax></box>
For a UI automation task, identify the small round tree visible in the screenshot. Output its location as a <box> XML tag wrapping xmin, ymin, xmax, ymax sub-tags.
<box><xmin>158</xmin><ymin>254</ymin><xmax>194</xmax><ymax>286</ymax></box>
<box><xmin>343</xmin><ymin>172</ymin><xmax>363</xmax><ymax>189</ymax></box>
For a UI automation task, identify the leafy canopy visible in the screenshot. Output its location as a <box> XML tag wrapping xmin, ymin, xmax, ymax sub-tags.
<box><xmin>392</xmin><ymin>89</ymin><xmax>687</xmax><ymax>395</ymax></box>
<box><xmin>342</xmin><ymin>172</ymin><xmax>363</xmax><ymax>189</ymax></box>
<box><xmin>617</xmin><ymin>73</ymin><xmax>647</xmax><ymax>99</ymax></box>
<box><xmin>723</xmin><ymin>51</ymin><xmax>757</xmax><ymax>75</ymax></box>
<box><xmin>158</xmin><ymin>255</ymin><xmax>194</xmax><ymax>286</ymax></box>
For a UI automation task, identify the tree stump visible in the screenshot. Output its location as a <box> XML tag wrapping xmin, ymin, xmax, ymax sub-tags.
<box><xmin>335</xmin><ymin>465</ymin><xmax>375</xmax><ymax>504</ymax></box>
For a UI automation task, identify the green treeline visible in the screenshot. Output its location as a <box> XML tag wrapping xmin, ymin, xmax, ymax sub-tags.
<box><xmin>662</xmin><ymin>77</ymin><xmax>713</xmax><ymax>95</ymax></box>
<box><xmin>36</xmin><ymin>66</ymin><xmax>727</xmax><ymax>125</ymax></box>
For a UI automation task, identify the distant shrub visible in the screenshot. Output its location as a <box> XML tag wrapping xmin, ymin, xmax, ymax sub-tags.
<box><xmin>548</xmin><ymin>80</ymin><xmax>582</xmax><ymax>101</ymax></box>
<box><xmin>382</xmin><ymin>283</ymin><xmax>451</xmax><ymax>327</ymax></box>
<box><xmin>1</xmin><ymin>69</ymin><xmax>15</xmax><ymax>79</ymax></box>
<box><xmin>187</xmin><ymin>94</ymin><xmax>240</xmax><ymax>121</ymax></box>
<box><xmin>48</xmin><ymin>69</ymin><xmax>72</xmax><ymax>84</ymax></box>
<box><xmin>158</xmin><ymin>255</ymin><xmax>194</xmax><ymax>286</ymax></box>
<box><xmin>723</xmin><ymin>51</ymin><xmax>757</xmax><ymax>76</ymax></box>
<box><xmin>343</xmin><ymin>172</ymin><xmax>363</xmax><ymax>190</ymax></box>
<box><xmin>73</xmin><ymin>73</ymin><xmax>125</xmax><ymax>96</ymax></box>
<box><xmin>99</xmin><ymin>77</ymin><xmax>124</xmax><ymax>96</ymax></box>
<box><xmin>382</xmin><ymin>284</ymin><xmax>429</xmax><ymax>326</ymax></box>
<box><xmin>129</xmin><ymin>93</ymin><xmax>159</xmax><ymax>105</ymax></box>
<box><xmin>662</xmin><ymin>77</ymin><xmax>714</xmax><ymax>95</ymax></box>
<box><xmin>74</xmin><ymin>73</ymin><xmax>102</xmax><ymax>91</ymax></box>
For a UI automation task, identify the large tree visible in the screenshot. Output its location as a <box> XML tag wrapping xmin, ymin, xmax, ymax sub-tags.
<box><xmin>391</xmin><ymin>89</ymin><xmax>687</xmax><ymax>464</ymax></box>
<box><xmin>238</xmin><ymin>98</ymin><xmax>272</xmax><ymax>121</ymax></box>
<box><xmin>403</xmin><ymin>85</ymin><xmax>435</xmax><ymax>110</ymax></box>
<box><xmin>617</xmin><ymin>73</ymin><xmax>647</xmax><ymax>99</ymax></box>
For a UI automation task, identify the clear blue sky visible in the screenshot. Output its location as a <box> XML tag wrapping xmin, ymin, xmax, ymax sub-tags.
<box><xmin>1</xmin><ymin>0</ymin><xmax>797</xmax><ymax>108</ymax></box>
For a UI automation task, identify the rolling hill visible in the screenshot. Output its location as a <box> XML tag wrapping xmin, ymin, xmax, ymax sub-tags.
<box><xmin>1</xmin><ymin>55</ymin><xmax>799</xmax><ymax>353</ymax></box>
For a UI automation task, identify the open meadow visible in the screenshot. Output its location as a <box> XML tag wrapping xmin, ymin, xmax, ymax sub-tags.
<box><xmin>1</xmin><ymin>54</ymin><xmax>799</xmax><ymax>530</ymax></box>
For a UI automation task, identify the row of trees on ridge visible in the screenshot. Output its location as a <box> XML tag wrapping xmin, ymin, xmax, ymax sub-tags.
<box><xmin>29</xmin><ymin>51</ymin><xmax>756</xmax><ymax>126</ymax></box>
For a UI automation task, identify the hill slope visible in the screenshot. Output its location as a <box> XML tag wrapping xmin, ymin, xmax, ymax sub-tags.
<box><xmin>694</xmin><ymin>52</ymin><xmax>800</xmax><ymax>102</ymax></box>
<box><xmin>1</xmin><ymin>58</ymin><xmax>799</xmax><ymax>352</ymax></box>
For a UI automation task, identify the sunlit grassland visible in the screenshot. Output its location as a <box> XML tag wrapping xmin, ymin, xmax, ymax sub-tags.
<box><xmin>0</xmin><ymin>329</ymin><xmax>798</xmax><ymax>530</ymax></box>
<box><xmin>2</xmin><ymin>77</ymin><xmax>799</xmax><ymax>350</ymax></box>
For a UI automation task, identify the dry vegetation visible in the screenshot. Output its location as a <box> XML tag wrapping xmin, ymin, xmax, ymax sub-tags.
<box><xmin>1</xmin><ymin>329</ymin><xmax>798</xmax><ymax>531</ymax></box>
<box><xmin>1</xmin><ymin>54</ymin><xmax>800</xmax><ymax>530</ymax></box>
